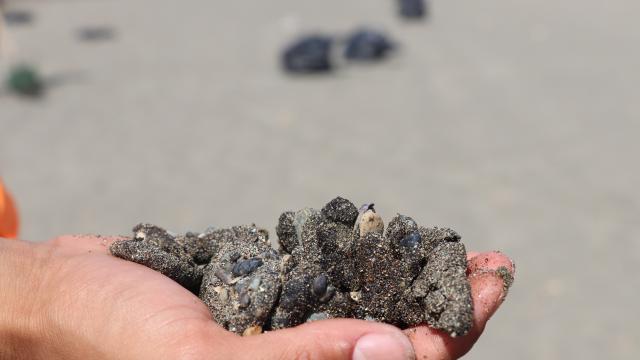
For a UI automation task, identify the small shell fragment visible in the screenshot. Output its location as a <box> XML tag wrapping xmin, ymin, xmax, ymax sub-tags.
<box><xmin>242</xmin><ymin>325</ymin><xmax>263</xmax><ymax>336</ymax></box>
<box><xmin>359</xmin><ymin>210</ymin><xmax>384</xmax><ymax>237</ymax></box>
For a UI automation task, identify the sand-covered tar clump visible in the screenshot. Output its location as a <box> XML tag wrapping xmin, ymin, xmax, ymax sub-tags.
<box><xmin>109</xmin><ymin>197</ymin><xmax>473</xmax><ymax>337</ymax></box>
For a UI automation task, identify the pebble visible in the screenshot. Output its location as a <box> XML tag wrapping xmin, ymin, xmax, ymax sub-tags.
<box><xmin>400</xmin><ymin>232</ymin><xmax>422</xmax><ymax>249</ymax></box>
<box><xmin>312</xmin><ymin>274</ymin><xmax>329</xmax><ymax>297</ymax></box>
<box><xmin>307</xmin><ymin>312</ymin><xmax>330</xmax><ymax>322</ymax></box>
<box><xmin>238</xmin><ymin>292</ymin><xmax>251</xmax><ymax>309</ymax></box>
<box><xmin>215</xmin><ymin>268</ymin><xmax>235</xmax><ymax>285</ymax></box>
<box><xmin>249</xmin><ymin>277</ymin><xmax>262</xmax><ymax>291</ymax></box>
<box><xmin>318</xmin><ymin>285</ymin><xmax>336</xmax><ymax>304</ymax></box>
<box><xmin>232</xmin><ymin>258</ymin><xmax>263</xmax><ymax>277</ymax></box>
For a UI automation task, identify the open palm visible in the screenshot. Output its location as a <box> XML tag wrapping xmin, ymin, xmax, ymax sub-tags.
<box><xmin>38</xmin><ymin>235</ymin><xmax>513</xmax><ymax>360</ymax></box>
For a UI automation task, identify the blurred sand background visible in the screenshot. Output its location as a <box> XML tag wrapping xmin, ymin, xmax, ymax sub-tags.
<box><xmin>1</xmin><ymin>0</ymin><xmax>639</xmax><ymax>358</ymax></box>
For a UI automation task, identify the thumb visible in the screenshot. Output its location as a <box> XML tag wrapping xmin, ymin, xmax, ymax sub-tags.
<box><xmin>237</xmin><ymin>319</ymin><xmax>416</xmax><ymax>360</ymax></box>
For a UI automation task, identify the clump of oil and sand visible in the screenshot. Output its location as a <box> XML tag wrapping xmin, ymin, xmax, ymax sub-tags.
<box><xmin>109</xmin><ymin>197</ymin><xmax>474</xmax><ymax>337</ymax></box>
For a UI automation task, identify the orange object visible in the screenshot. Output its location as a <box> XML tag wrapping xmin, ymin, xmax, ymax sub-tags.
<box><xmin>0</xmin><ymin>179</ymin><xmax>19</xmax><ymax>239</ymax></box>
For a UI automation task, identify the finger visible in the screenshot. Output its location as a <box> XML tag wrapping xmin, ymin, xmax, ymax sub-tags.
<box><xmin>234</xmin><ymin>319</ymin><xmax>415</xmax><ymax>360</ymax></box>
<box><xmin>48</xmin><ymin>234</ymin><xmax>128</xmax><ymax>255</ymax></box>
<box><xmin>404</xmin><ymin>251</ymin><xmax>515</xmax><ymax>360</ymax></box>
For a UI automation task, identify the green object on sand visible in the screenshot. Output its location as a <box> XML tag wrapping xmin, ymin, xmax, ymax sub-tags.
<box><xmin>6</xmin><ymin>65</ymin><xmax>44</xmax><ymax>97</ymax></box>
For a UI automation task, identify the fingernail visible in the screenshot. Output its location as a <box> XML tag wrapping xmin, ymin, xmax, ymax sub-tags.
<box><xmin>353</xmin><ymin>332</ymin><xmax>415</xmax><ymax>360</ymax></box>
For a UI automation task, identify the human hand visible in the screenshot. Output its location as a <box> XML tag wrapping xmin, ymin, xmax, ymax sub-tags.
<box><xmin>0</xmin><ymin>235</ymin><xmax>514</xmax><ymax>360</ymax></box>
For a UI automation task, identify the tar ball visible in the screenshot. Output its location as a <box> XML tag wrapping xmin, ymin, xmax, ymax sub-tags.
<box><xmin>344</xmin><ymin>29</ymin><xmax>394</xmax><ymax>61</ymax></box>
<box><xmin>282</xmin><ymin>36</ymin><xmax>333</xmax><ymax>73</ymax></box>
<box><xmin>398</xmin><ymin>0</ymin><xmax>428</xmax><ymax>19</ymax></box>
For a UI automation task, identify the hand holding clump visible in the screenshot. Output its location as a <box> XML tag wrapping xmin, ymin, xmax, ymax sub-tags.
<box><xmin>0</xmin><ymin>197</ymin><xmax>514</xmax><ymax>359</ymax></box>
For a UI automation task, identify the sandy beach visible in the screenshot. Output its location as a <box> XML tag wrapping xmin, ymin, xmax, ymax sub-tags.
<box><xmin>1</xmin><ymin>0</ymin><xmax>639</xmax><ymax>358</ymax></box>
